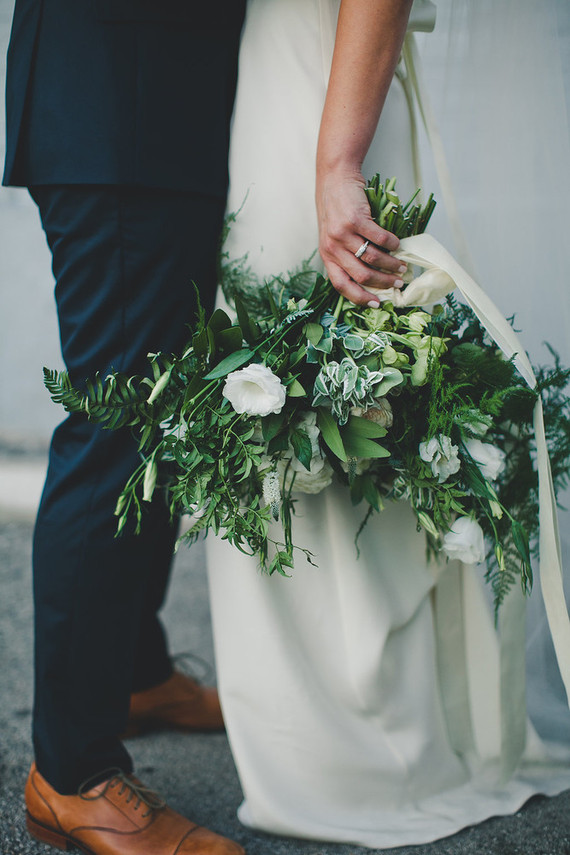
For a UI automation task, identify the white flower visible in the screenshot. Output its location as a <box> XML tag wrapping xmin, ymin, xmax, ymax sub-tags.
<box><xmin>282</xmin><ymin>457</ymin><xmax>334</xmax><ymax>494</ymax></box>
<box><xmin>262</xmin><ymin>469</ymin><xmax>281</xmax><ymax>520</ymax></box>
<box><xmin>223</xmin><ymin>364</ymin><xmax>286</xmax><ymax>417</ymax></box>
<box><xmin>464</xmin><ymin>438</ymin><xmax>506</xmax><ymax>482</ymax></box>
<box><xmin>460</xmin><ymin>410</ymin><xmax>492</xmax><ymax>437</ymax></box>
<box><xmin>279</xmin><ymin>411</ymin><xmax>333</xmax><ymax>494</ymax></box>
<box><xmin>442</xmin><ymin>517</ymin><xmax>486</xmax><ymax>564</ymax></box>
<box><xmin>419</xmin><ymin>435</ymin><xmax>461</xmax><ymax>483</ymax></box>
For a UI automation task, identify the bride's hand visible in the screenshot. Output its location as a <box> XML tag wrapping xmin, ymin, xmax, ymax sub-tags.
<box><xmin>314</xmin><ymin>0</ymin><xmax>414</xmax><ymax>306</ymax></box>
<box><xmin>316</xmin><ymin>167</ymin><xmax>406</xmax><ymax>307</ymax></box>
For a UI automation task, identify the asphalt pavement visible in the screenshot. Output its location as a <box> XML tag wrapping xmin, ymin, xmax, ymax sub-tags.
<box><xmin>1</xmin><ymin>464</ymin><xmax>570</xmax><ymax>855</ymax></box>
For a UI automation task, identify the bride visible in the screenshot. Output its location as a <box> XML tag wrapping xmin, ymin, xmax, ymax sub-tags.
<box><xmin>207</xmin><ymin>0</ymin><xmax>570</xmax><ymax>848</ymax></box>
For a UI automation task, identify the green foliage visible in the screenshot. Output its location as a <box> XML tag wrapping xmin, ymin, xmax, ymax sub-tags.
<box><xmin>43</xmin><ymin>174</ymin><xmax>570</xmax><ymax>612</ymax></box>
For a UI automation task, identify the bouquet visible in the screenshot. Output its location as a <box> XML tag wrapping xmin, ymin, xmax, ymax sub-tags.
<box><xmin>44</xmin><ymin>176</ymin><xmax>570</xmax><ymax>611</ymax></box>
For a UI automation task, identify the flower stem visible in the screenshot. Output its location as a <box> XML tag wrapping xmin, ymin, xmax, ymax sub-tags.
<box><xmin>330</xmin><ymin>293</ymin><xmax>345</xmax><ymax>332</ymax></box>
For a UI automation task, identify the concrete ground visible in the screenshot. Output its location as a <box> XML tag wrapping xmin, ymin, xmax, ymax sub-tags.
<box><xmin>1</xmin><ymin>457</ymin><xmax>570</xmax><ymax>855</ymax></box>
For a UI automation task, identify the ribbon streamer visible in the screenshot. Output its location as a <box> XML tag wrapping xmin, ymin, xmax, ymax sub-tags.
<box><xmin>394</xmin><ymin>233</ymin><xmax>570</xmax><ymax>721</ymax></box>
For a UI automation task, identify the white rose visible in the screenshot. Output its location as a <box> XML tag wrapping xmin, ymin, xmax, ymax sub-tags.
<box><xmin>281</xmin><ymin>456</ymin><xmax>334</xmax><ymax>494</ymax></box>
<box><xmin>278</xmin><ymin>411</ymin><xmax>333</xmax><ymax>494</ymax></box>
<box><xmin>442</xmin><ymin>517</ymin><xmax>486</xmax><ymax>564</ymax></box>
<box><xmin>223</xmin><ymin>364</ymin><xmax>286</xmax><ymax>417</ymax></box>
<box><xmin>419</xmin><ymin>435</ymin><xmax>461</xmax><ymax>483</ymax></box>
<box><xmin>464</xmin><ymin>438</ymin><xmax>506</xmax><ymax>482</ymax></box>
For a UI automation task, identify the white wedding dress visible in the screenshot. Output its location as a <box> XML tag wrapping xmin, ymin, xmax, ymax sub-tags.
<box><xmin>206</xmin><ymin>0</ymin><xmax>570</xmax><ymax>847</ymax></box>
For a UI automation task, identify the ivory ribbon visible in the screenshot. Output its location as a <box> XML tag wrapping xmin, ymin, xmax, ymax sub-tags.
<box><xmin>392</xmin><ymin>234</ymin><xmax>570</xmax><ymax>730</ymax></box>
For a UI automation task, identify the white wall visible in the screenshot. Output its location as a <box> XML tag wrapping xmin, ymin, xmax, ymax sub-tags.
<box><xmin>0</xmin><ymin>0</ymin><xmax>63</xmax><ymax>451</ymax></box>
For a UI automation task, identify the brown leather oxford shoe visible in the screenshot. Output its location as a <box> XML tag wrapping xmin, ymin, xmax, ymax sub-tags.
<box><xmin>124</xmin><ymin>671</ymin><xmax>225</xmax><ymax>738</ymax></box>
<box><xmin>26</xmin><ymin>763</ymin><xmax>244</xmax><ymax>855</ymax></box>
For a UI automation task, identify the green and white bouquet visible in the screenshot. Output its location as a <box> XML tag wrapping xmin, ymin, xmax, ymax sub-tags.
<box><xmin>45</xmin><ymin>176</ymin><xmax>570</xmax><ymax>610</ymax></box>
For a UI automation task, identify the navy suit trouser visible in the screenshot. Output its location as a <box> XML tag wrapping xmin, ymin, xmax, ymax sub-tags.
<box><xmin>30</xmin><ymin>185</ymin><xmax>225</xmax><ymax>794</ymax></box>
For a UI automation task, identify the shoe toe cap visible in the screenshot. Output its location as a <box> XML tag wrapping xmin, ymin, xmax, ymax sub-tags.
<box><xmin>179</xmin><ymin>826</ymin><xmax>245</xmax><ymax>855</ymax></box>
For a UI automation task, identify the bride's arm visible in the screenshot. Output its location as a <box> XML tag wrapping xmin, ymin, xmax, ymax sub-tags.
<box><xmin>316</xmin><ymin>0</ymin><xmax>414</xmax><ymax>306</ymax></box>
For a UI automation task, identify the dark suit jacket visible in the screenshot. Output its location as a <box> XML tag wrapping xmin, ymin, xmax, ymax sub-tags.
<box><xmin>3</xmin><ymin>0</ymin><xmax>245</xmax><ymax>195</ymax></box>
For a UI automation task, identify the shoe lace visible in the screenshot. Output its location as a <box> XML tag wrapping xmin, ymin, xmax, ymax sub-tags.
<box><xmin>78</xmin><ymin>768</ymin><xmax>166</xmax><ymax>819</ymax></box>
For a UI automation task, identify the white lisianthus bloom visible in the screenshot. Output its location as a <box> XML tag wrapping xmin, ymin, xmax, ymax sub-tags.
<box><xmin>460</xmin><ymin>409</ymin><xmax>492</xmax><ymax>437</ymax></box>
<box><xmin>419</xmin><ymin>435</ymin><xmax>461</xmax><ymax>483</ymax></box>
<box><xmin>442</xmin><ymin>517</ymin><xmax>486</xmax><ymax>564</ymax></box>
<box><xmin>464</xmin><ymin>438</ymin><xmax>506</xmax><ymax>482</ymax></box>
<box><xmin>223</xmin><ymin>364</ymin><xmax>286</xmax><ymax>417</ymax></box>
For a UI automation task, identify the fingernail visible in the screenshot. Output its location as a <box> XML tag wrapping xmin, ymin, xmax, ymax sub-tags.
<box><xmin>394</xmin><ymin>279</ymin><xmax>404</xmax><ymax>288</ymax></box>
<box><xmin>398</xmin><ymin>264</ymin><xmax>407</xmax><ymax>274</ymax></box>
<box><xmin>367</xmin><ymin>300</ymin><xmax>380</xmax><ymax>308</ymax></box>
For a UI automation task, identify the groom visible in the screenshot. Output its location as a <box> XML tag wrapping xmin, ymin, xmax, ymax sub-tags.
<box><xmin>3</xmin><ymin>1</ymin><xmax>246</xmax><ymax>852</ymax></box>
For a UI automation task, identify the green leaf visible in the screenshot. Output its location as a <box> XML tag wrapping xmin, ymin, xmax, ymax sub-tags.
<box><xmin>349</xmin><ymin>475</ymin><xmax>364</xmax><ymax>505</ymax></box>
<box><xmin>374</xmin><ymin>367</ymin><xmax>403</xmax><ymax>396</ymax></box>
<box><xmin>304</xmin><ymin>323</ymin><xmax>323</xmax><ymax>347</ymax></box>
<box><xmin>286</xmin><ymin>378</ymin><xmax>306</xmax><ymax>397</ymax></box>
<box><xmin>217</xmin><ymin>326</ymin><xmax>243</xmax><ymax>354</ymax></box>
<box><xmin>314</xmin><ymin>334</ymin><xmax>333</xmax><ymax>354</ymax></box>
<box><xmin>265</xmin><ymin>285</ymin><xmax>280</xmax><ymax>321</ymax></box>
<box><xmin>203</xmin><ymin>349</ymin><xmax>255</xmax><ymax>380</ymax></box>
<box><xmin>344</xmin><ymin>414</ymin><xmax>387</xmax><ymax>440</ymax></box>
<box><xmin>267</xmin><ymin>433</ymin><xmax>289</xmax><ymax>454</ymax></box>
<box><xmin>142</xmin><ymin>457</ymin><xmax>158</xmax><ymax>502</ymax></box>
<box><xmin>262</xmin><ymin>411</ymin><xmax>286</xmax><ymax>442</ymax></box>
<box><xmin>342</xmin><ymin>433</ymin><xmax>391</xmax><ymax>459</ymax></box>
<box><xmin>361</xmin><ymin>475</ymin><xmax>382</xmax><ymax>511</ymax></box>
<box><xmin>147</xmin><ymin>368</ymin><xmax>172</xmax><ymax>404</ymax></box>
<box><xmin>316</xmin><ymin>407</ymin><xmax>347</xmax><ymax>462</ymax></box>
<box><xmin>344</xmin><ymin>334</ymin><xmax>365</xmax><ymax>352</ymax></box>
<box><xmin>207</xmin><ymin>308</ymin><xmax>232</xmax><ymax>336</ymax></box>
<box><xmin>234</xmin><ymin>292</ymin><xmax>257</xmax><ymax>344</ymax></box>
<box><xmin>511</xmin><ymin>519</ymin><xmax>532</xmax><ymax>569</ymax></box>
<box><xmin>291</xmin><ymin>429</ymin><xmax>313</xmax><ymax>471</ymax></box>
<box><xmin>183</xmin><ymin>373</ymin><xmax>207</xmax><ymax>403</ymax></box>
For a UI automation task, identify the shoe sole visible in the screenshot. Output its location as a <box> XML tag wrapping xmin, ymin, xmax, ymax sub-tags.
<box><xmin>26</xmin><ymin>811</ymin><xmax>93</xmax><ymax>854</ymax></box>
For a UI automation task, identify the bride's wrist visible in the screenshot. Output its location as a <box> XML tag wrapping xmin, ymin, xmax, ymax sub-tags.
<box><xmin>316</xmin><ymin>157</ymin><xmax>365</xmax><ymax>188</ymax></box>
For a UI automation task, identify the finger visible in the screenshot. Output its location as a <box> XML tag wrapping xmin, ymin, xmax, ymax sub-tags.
<box><xmin>353</xmin><ymin>239</ymin><xmax>407</xmax><ymax>275</ymax></box>
<box><xmin>341</xmin><ymin>251</ymin><xmax>404</xmax><ymax>291</ymax></box>
<box><xmin>325</xmin><ymin>260</ymin><xmax>383</xmax><ymax>307</ymax></box>
<box><xmin>356</xmin><ymin>219</ymin><xmax>400</xmax><ymax>253</ymax></box>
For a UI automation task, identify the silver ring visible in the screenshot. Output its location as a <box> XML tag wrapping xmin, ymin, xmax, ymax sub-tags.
<box><xmin>355</xmin><ymin>240</ymin><xmax>369</xmax><ymax>259</ymax></box>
